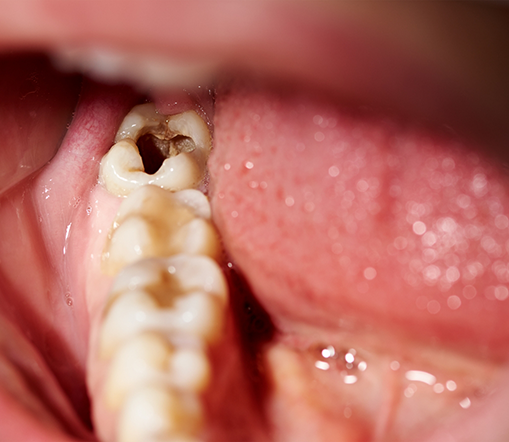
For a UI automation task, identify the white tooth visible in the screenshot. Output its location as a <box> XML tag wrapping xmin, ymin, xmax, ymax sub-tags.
<box><xmin>111</xmin><ymin>255</ymin><xmax>228</xmax><ymax>305</ymax></box>
<box><xmin>99</xmin><ymin>104</ymin><xmax>211</xmax><ymax>197</ymax></box>
<box><xmin>102</xmin><ymin>186</ymin><xmax>220</xmax><ymax>275</ymax></box>
<box><xmin>117</xmin><ymin>386</ymin><xmax>202</xmax><ymax>442</ymax></box>
<box><xmin>169</xmin><ymin>347</ymin><xmax>211</xmax><ymax>393</ymax></box>
<box><xmin>171</xmin><ymin>189</ymin><xmax>212</xmax><ymax>220</ymax></box>
<box><xmin>104</xmin><ymin>332</ymin><xmax>173</xmax><ymax>410</ymax></box>
<box><xmin>99</xmin><ymin>290</ymin><xmax>159</xmax><ymax>359</ymax></box>
<box><xmin>53</xmin><ymin>45</ymin><xmax>216</xmax><ymax>90</ymax></box>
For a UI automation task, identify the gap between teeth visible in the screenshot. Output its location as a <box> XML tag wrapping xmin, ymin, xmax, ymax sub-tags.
<box><xmin>92</xmin><ymin>104</ymin><xmax>224</xmax><ymax>442</ymax></box>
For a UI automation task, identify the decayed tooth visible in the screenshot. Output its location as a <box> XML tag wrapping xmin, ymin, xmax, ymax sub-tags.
<box><xmin>99</xmin><ymin>103</ymin><xmax>211</xmax><ymax>197</ymax></box>
<box><xmin>117</xmin><ymin>386</ymin><xmax>202</xmax><ymax>442</ymax></box>
<box><xmin>102</xmin><ymin>186</ymin><xmax>220</xmax><ymax>275</ymax></box>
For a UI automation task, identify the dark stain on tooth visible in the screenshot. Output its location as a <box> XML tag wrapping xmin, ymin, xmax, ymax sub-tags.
<box><xmin>137</xmin><ymin>133</ymin><xmax>196</xmax><ymax>175</ymax></box>
<box><xmin>137</xmin><ymin>133</ymin><xmax>170</xmax><ymax>174</ymax></box>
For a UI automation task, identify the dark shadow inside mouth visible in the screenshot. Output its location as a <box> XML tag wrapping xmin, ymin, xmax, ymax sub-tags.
<box><xmin>137</xmin><ymin>133</ymin><xmax>171</xmax><ymax>174</ymax></box>
<box><xmin>226</xmin><ymin>262</ymin><xmax>275</xmax><ymax>429</ymax></box>
<box><xmin>137</xmin><ymin>133</ymin><xmax>196</xmax><ymax>175</ymax></box>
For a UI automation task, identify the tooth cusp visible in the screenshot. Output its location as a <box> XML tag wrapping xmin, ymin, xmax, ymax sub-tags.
<box><xmin>117</xmin><ymin>386</ymin><xmax>203</xmax><ymax>442</ymax></box>
<box><xmin>100</xmin><ymin>104</ymin><xmax>211</xmax><ymax>197</ymax></box>
<box><xmin>102</xmin><ymin>186</ymin><xmax>220</xmax><ymax>275</ymax></box>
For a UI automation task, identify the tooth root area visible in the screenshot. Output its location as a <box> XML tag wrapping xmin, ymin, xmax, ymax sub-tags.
<box><xmin>101</xmin><ymin>103</ymin><xmax>211</xmax><ymax>197</ymax></box>
<box><xmin>102</xmin><ymin>186</ymin><xmax>220</xmax><ymax>275</ymax></box>
<box><xmin>117</xmin><ymin>386</ymin><xmax>203</xmax><ymax>442</ymax></box>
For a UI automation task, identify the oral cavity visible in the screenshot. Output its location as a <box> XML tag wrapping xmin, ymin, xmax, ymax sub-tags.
<box><xmin>89</xmin><ymin>104</ymin><xmax>226</xmax><ymax>442</ymax></box>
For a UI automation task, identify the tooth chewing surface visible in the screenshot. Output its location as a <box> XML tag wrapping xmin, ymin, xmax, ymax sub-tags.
<box><xmin>99</xmin><ymin>103</ymin><xmax>211</xmax><ymax>197</ymax></box>
<box><xmin>90</xmin><ymin>105</ymin><xmax>225</xmax><ymax>442</ymax></box>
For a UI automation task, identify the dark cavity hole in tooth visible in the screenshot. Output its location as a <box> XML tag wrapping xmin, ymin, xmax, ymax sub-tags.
<box><xmin>137</xmin><ymin>134</ymin><xmax>195</xmax><ymax>175</ymax></box>
<box><xmin>225</xmin><ymin>262</ymin><xmax>274</xmax><ymax>421</ymax></box>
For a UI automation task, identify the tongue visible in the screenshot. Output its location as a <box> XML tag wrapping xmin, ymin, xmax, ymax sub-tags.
<box><xmin>209</xmin><ymin>78</ymin><xmax>509</xmax><ymax>359</ymax></box>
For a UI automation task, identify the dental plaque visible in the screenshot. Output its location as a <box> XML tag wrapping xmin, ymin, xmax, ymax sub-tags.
<box><xmin>95</xmin><ymin>104</ymin><xmax>225</xmax><ymax>442</ymax></box>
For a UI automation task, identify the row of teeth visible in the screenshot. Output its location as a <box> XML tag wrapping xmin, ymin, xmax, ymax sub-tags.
<box><xmin>95</xmin><ymin>104</ymin><xmax>225</xmax><ymax>442</ymax></box>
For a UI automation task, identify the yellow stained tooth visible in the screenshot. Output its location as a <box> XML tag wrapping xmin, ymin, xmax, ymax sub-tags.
<box><xmin>104</xmin><ymin>332</ymin><xmax>173</xmax><ymax>410</ymax></box>
<box><xmin>99</xmin><ymin>104</ymin><xmax>211</xmax><ymax>197</ymax></box>
<box><xmin>99</xmin><ymin>290</ymin><xmax>159</xmax><ymax>359</ymax></box>
<box><xmin>110</xmin><ymin>255</ymin><xmax>228</xmax><ymax>305</ymax></box>
<box><xmin>102</xmin><ymin>186</ymin><xmax>220</xmax><ymax>275</ymax></box>
<box><xmin>117</xmin><ymin>386</ymin><xmax>202</xmax><ymax>442</ymax></box>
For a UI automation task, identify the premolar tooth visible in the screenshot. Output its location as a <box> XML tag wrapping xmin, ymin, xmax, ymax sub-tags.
<box><xmin>102</xmin><ymin>186</ymin><xmax>220</xmax><ymax>275</ymax></box>
<box><xmin>117</xmin><ymin>386</ymin><xmax>202</xmax><ymax>442</ymax></box>
<box><xmin>99</xmin><ymin>103</ymin><xmax>211</xmax><ymax>197</ymax></box>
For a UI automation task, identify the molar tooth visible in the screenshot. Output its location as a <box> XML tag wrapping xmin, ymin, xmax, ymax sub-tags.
<box><xmin>104</xmin><ymin>332</ymin><xmax>173</xmax><ymax>410</ymax></box>
<box><xmin>99</xmin><ymin>290</ymin><xmax>159</xmax><ymax>359</ymax></box>
<box><xmin>99</xmin><ymin>104</ymin><xmax>211</xmax><ymax>197</ymax></box>
<box><xmin>102</xmin><ymin>186</ymin><xmax>220</xmax><ymax>275</ymax></box>
<box><xmin>169</xmin><ymin>347</ymin><xmax>211</xmax><ymax>393</ymax></box>
<box><xmin>111</xmin><ymin>255</ymin><xmax>228</xmax><ymax>305</ymax></box>
<box><xmin>117</xmin><ymin>386</ymin><xmax>202</xmax><ymax>442</ymax></box>
<box><xmin>100</xmin><ymin>255</ymin><xmax>228</xmax><ymax>358</ymax></box>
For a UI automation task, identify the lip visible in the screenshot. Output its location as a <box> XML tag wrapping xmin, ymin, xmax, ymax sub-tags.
<box><xmin>1</xmin><ymin>1</ymin><xmax>508</xmax><ymax>151</ymax></box>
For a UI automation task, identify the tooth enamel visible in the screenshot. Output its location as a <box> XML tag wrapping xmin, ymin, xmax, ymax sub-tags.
<box><xmin>99</xmin><ymin>104</ymin><xmax>211</xmax><ymax>197</ymax></box>
<box><xmin>102</xmin><ymin>186</ymin><xmax>220</xmax><ymax>275</ymax></box>
<box><xmin>100</xmin><ymin>255</ymin><xmax>228</xmax><ymax>358</ymax></box>
<box><xmin>169</xmin><ymin>348</ymin><xmax>211</xmax><ymax>392</ymax></box>
<box><xmin>104</xmin><ymin>332</ymin><xmax>173</xmax><ymax>410</ymax></box>
<box><xmin>104</xmin><ymin>333</ymin><xmax>212</xmax><ymax>411</ymax></box>
<box><xmin>100</xmin><ymin>290</ymin><xmax>159</xmax><ymax>358</ymax></box>
<box><xmin>117</xmin><ymin>386</ymin><xmax>202</xmax><ymax>442</ymax></box>
<box><xmin>111</xmin><ymin>255</ymin><xmax>228</xmax><ymax>304</ymax></box>
<box><xmin>100</xmin><ymin>287</ymin><xmax>224</xmax><ymax>359</ymax></box>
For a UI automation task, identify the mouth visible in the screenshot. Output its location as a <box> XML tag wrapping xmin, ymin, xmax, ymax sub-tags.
<box><xmin>1</xmin><ymin>2</ymin><xmax>509</xmax><ymax>442</ymax></box>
